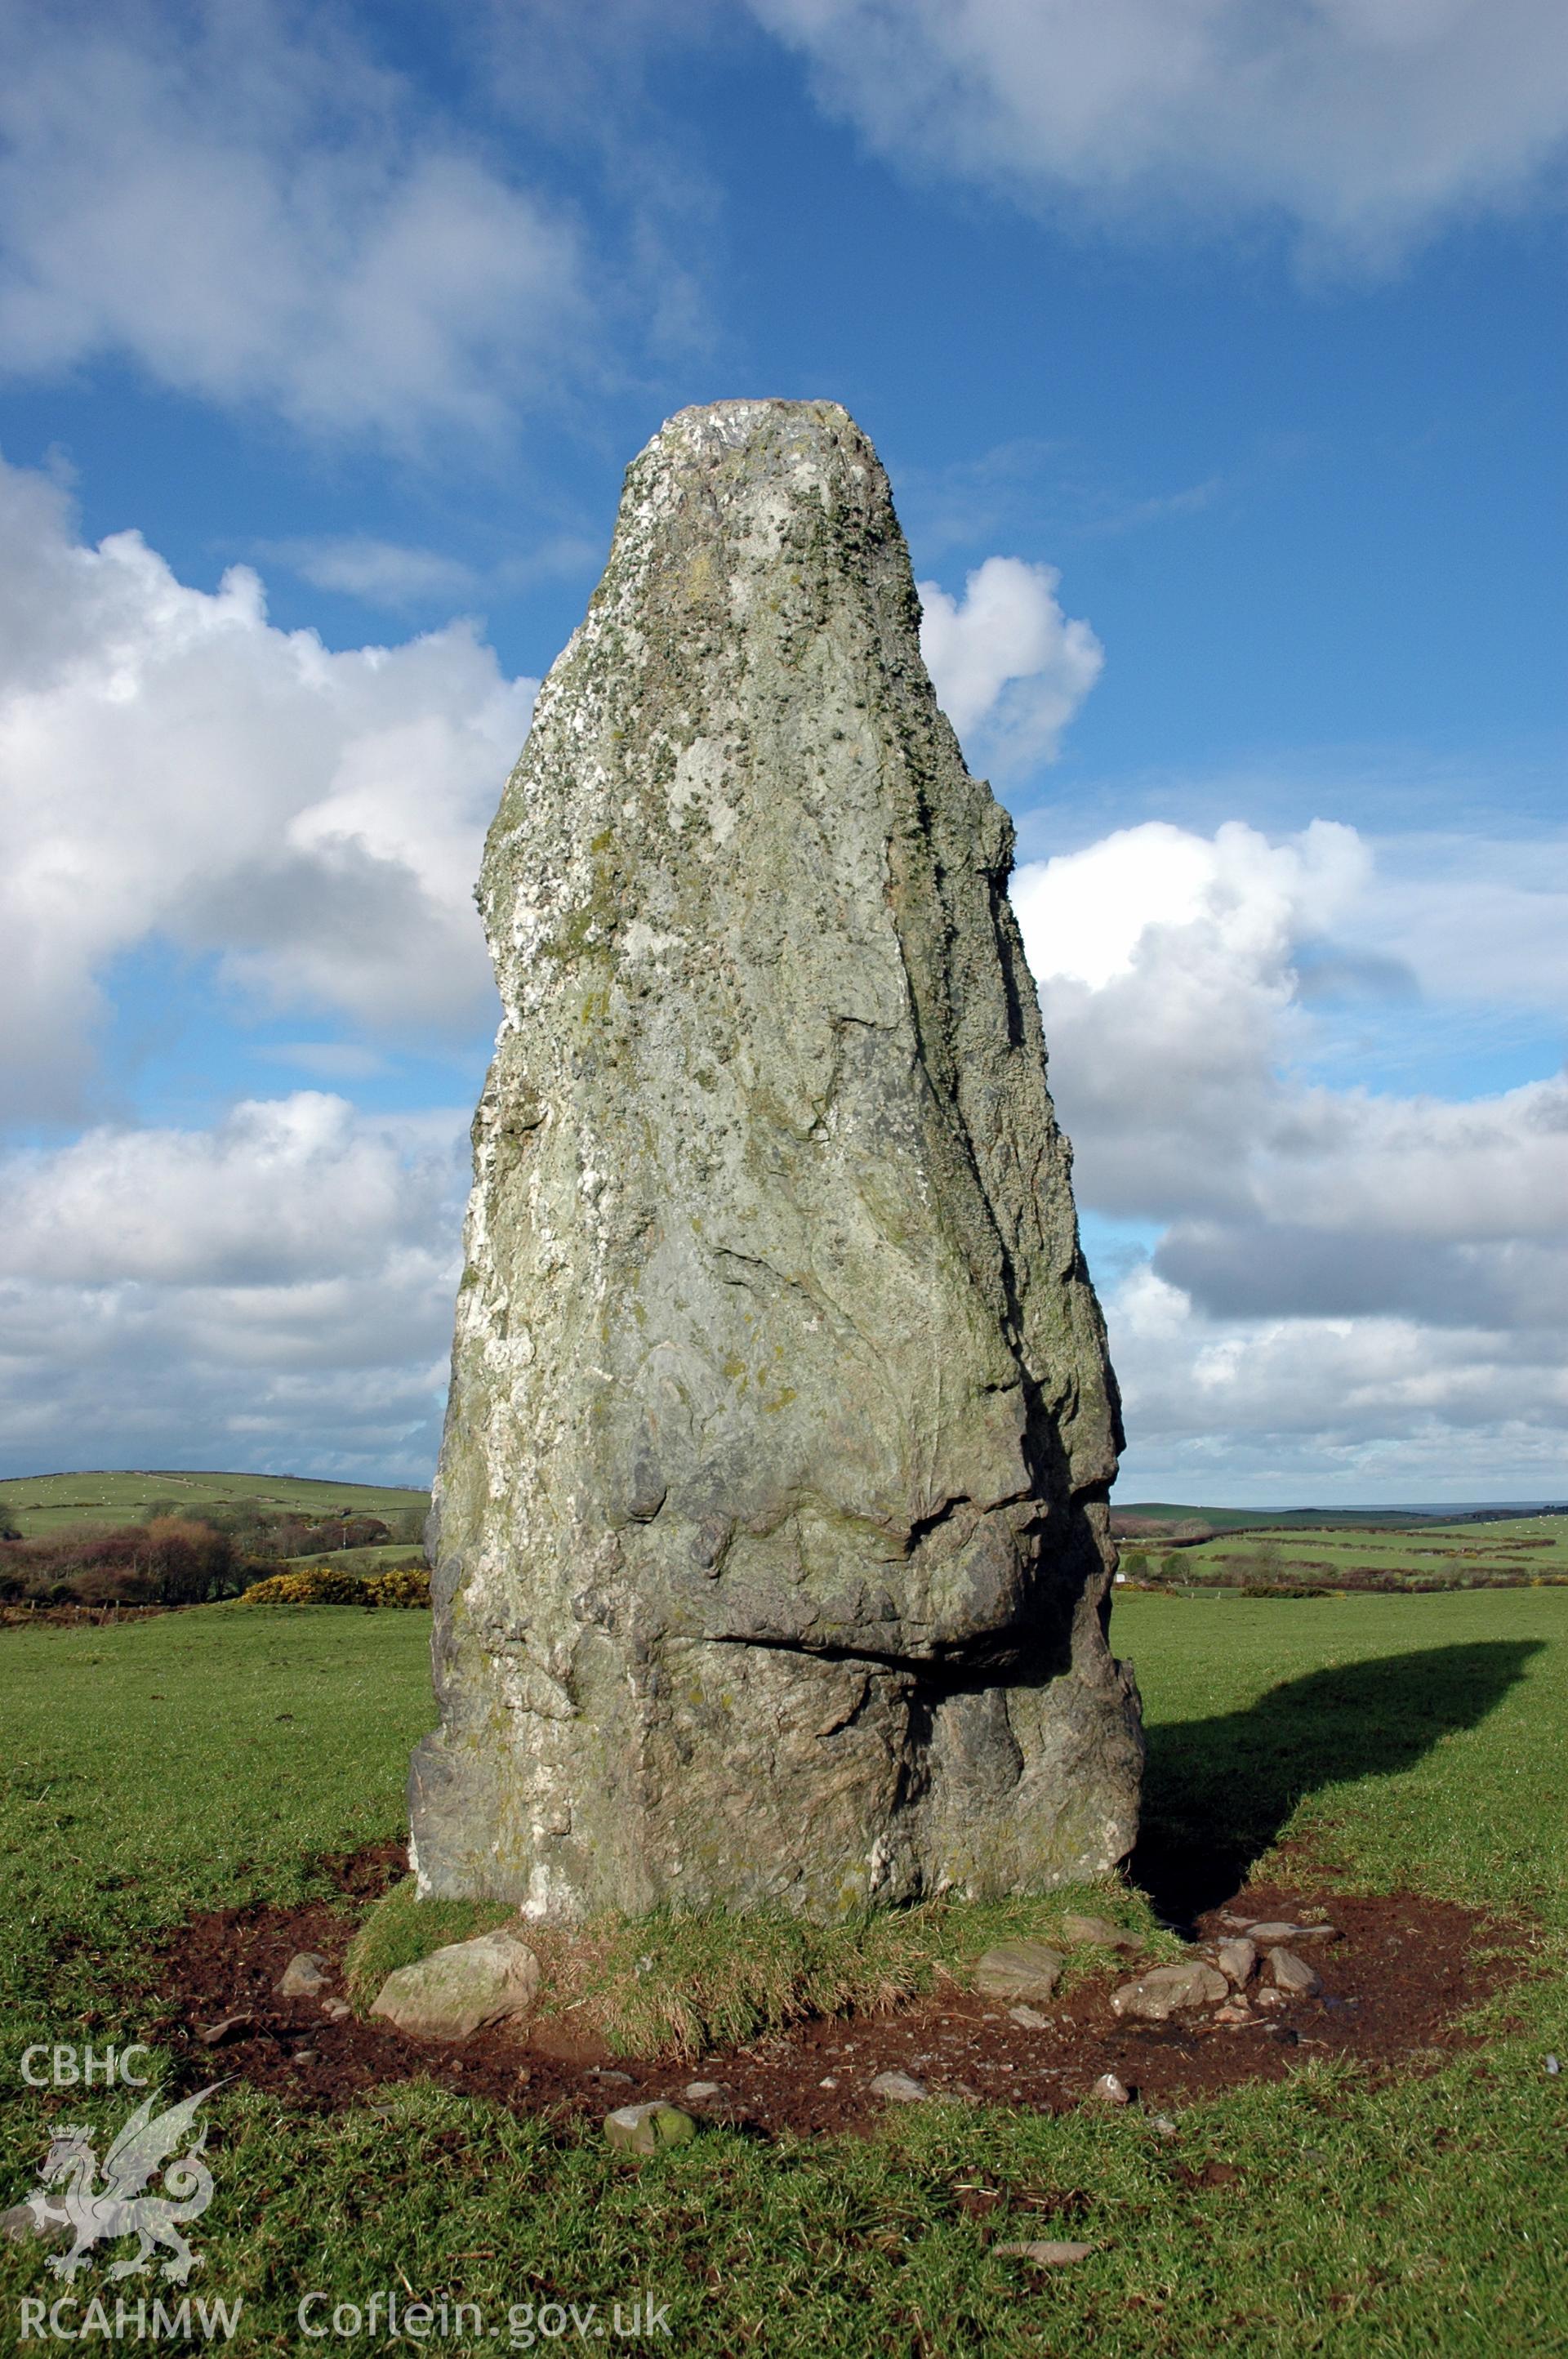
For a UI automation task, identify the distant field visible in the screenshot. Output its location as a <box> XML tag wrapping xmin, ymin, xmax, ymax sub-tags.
<box><xmin>1117</xmin><ymin>1499</ymin><xmax>1434</xmax><ymax>1531</ymax></box>
<box><xmin>1121</xmin><ymin>1514</ymin><xmax>1568</xmax><ymax>1592</ymax></box>
<box><xmin>279</xmin><ymin>1541</ymin><xmax>428</xmax><ymax>1573</ymax></box>
<box><xmin>0</xmin><ymin>1468</ymin><xmax>430</xmax><ymax>1539</ymax></box>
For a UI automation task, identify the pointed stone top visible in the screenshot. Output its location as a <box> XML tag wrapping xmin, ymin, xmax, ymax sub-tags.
<box><xmin>650</xmin><ymin>395</ymin><xmax>859</xmax><ymax>450</ymax></box>
<box><xmin>622</xmin><ymin>397</ymin><xmax>886</xmax><ymax>513</ymax></box>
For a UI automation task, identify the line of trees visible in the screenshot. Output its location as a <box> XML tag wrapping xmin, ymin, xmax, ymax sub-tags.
<box><xmin>0</xmin><ymin>1518</ymin><xmax>244</xmax><ymax>1607</ymax></box>
<box><xmin>0</xmin><ymin>1498</ymin><xmax>424</xmax><ymax>1608</ymax></box>
<box><xmin>146</xmin><ymin>1499</ymin><xmax>420</xmax><ymax>1556</ymax></box>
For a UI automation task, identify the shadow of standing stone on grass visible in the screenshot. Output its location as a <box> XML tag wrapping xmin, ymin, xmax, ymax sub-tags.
<box><xmin>1133</xmin><ymin>1639</ymin><xmax>1544</xmax><ymax>1924</ymax></box>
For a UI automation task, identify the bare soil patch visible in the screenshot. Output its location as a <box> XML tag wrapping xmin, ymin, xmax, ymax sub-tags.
<box><xmin>154</xmin><ymin>1847</ymin><xmax>1529</xmax><ymax>2139</ymax></box>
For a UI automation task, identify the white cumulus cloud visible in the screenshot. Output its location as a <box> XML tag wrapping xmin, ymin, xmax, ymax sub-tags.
<box><xmin>919</xmin><ymin>555</ymin><xmax>1102</xmax><ymax>771</ymax></box>
<box><xmin>1009</xmin><ymin>814</ymin><xmax>1568</xmax><ymax>1496</ymax></box>
<box><xmin>0</xmin><ymin>2</ymin><xmax>590</xmax><ymax>441</ymax></box>
<box><xmin>0</xmin><ymin>1095</ymin><xmax>468</xmax><ymax>1481</ymax></box>
<box><xmin>751</xmin><ymin>0</ymin><xmax>1568</xmax><ymax>256</ymax></box>
<box><xmin>0</xmin><ymin>1094</ymin><xmax>461</xmax><ymax>1287</ymax></box>
<box><xmin>0</xmin><ymin>453</ymin><xmax>532</xmax><ymax>1118</ymax></box>
<box><xmin>1013</xmin><ymin>817</ymin><xmax>1371</xmax><ymax>1213</ymax></box>
<box><xmin>1363</xmin><ymin>832</ymin><xmax>1568</xmax><ymax>1014</ymax></box>
<box><xmin>1105</xmin><ymin>1266</ymin><xmax>1568</xmax><ymax>1497</ymax></box>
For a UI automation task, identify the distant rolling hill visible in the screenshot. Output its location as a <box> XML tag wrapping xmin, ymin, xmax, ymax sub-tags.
<box><xmin>0</xmin><ymin>1469</ymin><xmax>429</xmax><ymax>1541</ymax></box>
<box><xmin>1116</xmin><ymin>1500</ymin><xmax>1568</xmax><ymax>1534</ymax></box>
<box><xmin>1115</xmin><ymin>1501</ymin><xmax>1429</xmax><ymax>1532</ymax></box>
<box><xmin>4</xmin><ymin>1472</ymin><xmax>1557</xmax><ymax>1552</ymax></box>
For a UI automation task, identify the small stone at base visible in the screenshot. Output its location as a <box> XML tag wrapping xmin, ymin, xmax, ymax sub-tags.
<box><xmin>1009</xmin><ymin>2005</ymin><xmax>1049</xmax><ymax>2030</ymax></box>
<box><xmin>276</xmin><ymin>1951</ymin><xmax>331</xmax><ymax>1999</ymax></box>
<box><xmin>1090</xmin><ymin>2072</ymin><xmax>1131</xmax><ymax>2105</ymax></box>
<box><xmin>604</xmin><ymin>2102</ymin><xmax>697</xmax><ymax>2156</ymax></box>
<box><xmin>198</xmin><ymin>2014</ymin><xmax>254</xmax><ymax>2046</ymax></box>
<box><xmin>1270</xmin><ymin>1949</ymin><xmax>1322</xmax><ymax>1996</ymax></box>
<box><xmin>1110</xmin><ymin>1960</ymin><xmax>1228</xmax><ymax>2020</ymax></box>
<box><xmin>370</xmin><ymin>1929</ymin><xmax>541</xmax><ymax>2043</ymax></box>
<box><xmin>973</xmin><ymin>1942</ymin><xmax>1065</xmax><ymax>2002</ymax></box>
<box><xmin>870</xmin><ymin>2070</ymin><xmax>928</xmax><ymax>2103</ymax></box>
<box><xmin>1215</xmin><ymin>1938</ymin><xmax>1257</xmax><ymax>1985</ymax></box>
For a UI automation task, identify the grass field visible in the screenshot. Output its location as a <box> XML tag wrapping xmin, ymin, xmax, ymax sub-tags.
<box><xmin>1122</xmin><ymin>1514</ymin><xmax>1568</xmax><ymax>1594</ymax></box>
<box><xmin>2</xmin><ymin>1591</ymin><xmax>1564</xmax><ymax>2354</ymax></box>
<box><xmin>278</xmin><ymin>1541</ymin><xmax>428</xmax><ymax>1575</ymax></box>
<box><xmin>1119</xmin><ymin>1501</ymin><xmax>1439</xmax><ymax>1531</ymax></box>
<box><xmin>0</xmin><ymin>1469</ymin><xmax>429</xmax><ymax>1540</ymax></box>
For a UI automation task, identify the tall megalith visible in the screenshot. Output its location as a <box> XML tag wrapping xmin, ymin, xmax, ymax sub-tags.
<box><xmin>411</xmin><ymin>399</ymin><xmax>1143</xmax><ymax>1920</ymax></box>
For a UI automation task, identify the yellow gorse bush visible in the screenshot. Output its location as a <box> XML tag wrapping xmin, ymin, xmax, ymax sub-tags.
<box><xmin>239</xmin><ymin>1562</ymin><xmax>430</xmax><ymax>1609</ymax></box>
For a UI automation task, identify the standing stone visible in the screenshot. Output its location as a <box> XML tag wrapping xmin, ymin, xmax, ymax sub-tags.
<box><xmin>411</xmin><ymin>399</ymin><xmax>1143</xmax><ymax>1921</ymax></box>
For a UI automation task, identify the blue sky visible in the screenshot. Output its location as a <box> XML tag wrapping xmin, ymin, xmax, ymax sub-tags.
<box><xmin>1</xmin><ymin>0</ymin><xmax>1564</xmax><ymax>1501</ymax></box>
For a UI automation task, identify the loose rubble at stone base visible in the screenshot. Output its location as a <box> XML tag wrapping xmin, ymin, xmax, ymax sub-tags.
<box><xmin>156</xmin><ymin>1847</ymin><xmax>1531</xmax><ymax>2147</ymax></box>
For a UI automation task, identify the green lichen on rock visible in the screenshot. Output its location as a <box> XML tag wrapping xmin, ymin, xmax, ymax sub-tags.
<box><xmin>411</xmin><ymin>399</ymin><xmax>1142</xmax><ymax>1921</ymax></box>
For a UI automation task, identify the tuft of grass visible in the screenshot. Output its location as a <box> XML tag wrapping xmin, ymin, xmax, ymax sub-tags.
<box><xmin>343</xmin><ymin>1876</ymin><xmax>514</xmax><ymax>2009</ymax></box>
<box><xmin>343</xmin><ymin>1877</ymin><xmax>1166</xmax><ymax>2056</ymax></box>
<box><xmin>568</xmin><ymin>1902</ymin><xmax>930</xmax><ymax>2058</ymax></box>
<box><xmin>564</xmin><ymin>1887</ymin><xmax>1169</xmax><ymax>2058</ymax></box>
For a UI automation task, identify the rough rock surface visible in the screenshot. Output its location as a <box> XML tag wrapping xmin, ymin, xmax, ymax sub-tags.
<box><xmin>604</xmin><ymin>2101</ymin><xmax>697</xmax><ymax>2154</ymax></box>
<box><xmin>276</xmin><ymin>1951</ymin><xmax>330</xmax><ymax>1998</ymax></box>
<box><xmin>411</xmin><ymin>397</ymin><xmax>1143</xmax><ymax>1921</ymax></box>
<box><xmin>870</xmin><ymin>2070</ymin><xmax>929</xmax><ymax>2103</ymax></box>
<box><xmin>1109</xmin><ymin>1961</ymin><xmax>1229</xmax><ymax>2020</ymax></box>
<box><xmin>973</xmin><ymin>1940</ymin><xmax>1067</xmax><ymax>2000</ymax></box>
<box><xmin>1214</xmin><ymin>1937</ymin><xmax>1257</xmax><ymax>1986</ymax></box>
<box><xmin>368</xmin><ymin>1929</ymin><xmax>540</xmax><ymax>2041</ymax></box>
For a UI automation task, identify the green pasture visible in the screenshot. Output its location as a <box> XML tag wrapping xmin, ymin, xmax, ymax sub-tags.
<box><xmin>1</xmin><ymin>1590</ymin><xmax>1564</xmax><ymax>2354</ymax></box>
<box><xmin>1125</xmin><ymin>1513</ymin><xmax>1568</xmax><ymax>1592</ymax></box>
<box><xmin>1119</xmin><ymin>1500</ymin><xmax>1433</xmax><ymax>1531</ymax></box>
<box><xmin>0</xmin><ymin>1469</ymin><xmax>429</xmax><ymax>1540</ymax></box>
<box><xmin>279</xmin><ymin>1541</ymin><xmax>429</xmax><ymax>1575</ymax></box>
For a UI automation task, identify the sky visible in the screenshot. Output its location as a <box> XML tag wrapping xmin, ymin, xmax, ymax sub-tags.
<box><xmin>0</xmin><ymin>0</ymin><xmax>1565</xmax><ymax>1505</ymax></box>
